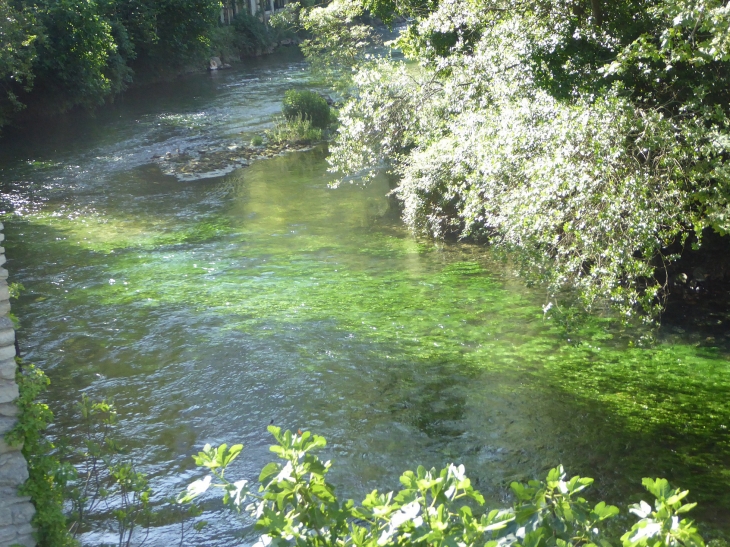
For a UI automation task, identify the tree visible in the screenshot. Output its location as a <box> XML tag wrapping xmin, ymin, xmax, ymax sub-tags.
<box><xmin>303</xmin><ymin>0</ymin><xmax>730</xmax><ymax>320</ymax></box>
<box><xmin>0</xmin><ymin>0</ymin><xmax>247</xmax><ymax>128</ymax></box>
<box><xmin>126</xmin><ymin>0</ymin><xmax>220</xmax><ymax>75</ymax></box>
<box><xmin>28</xmin><ymin>0</ymin><xmax>123</xmax><ymax>113</ymax></box>
<box><xmin>0</xmin><ymin>0</ymin><xmax>37</xmax><ymax>125</ymax></box>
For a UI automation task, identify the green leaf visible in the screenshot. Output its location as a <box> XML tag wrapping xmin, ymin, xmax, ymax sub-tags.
<box><xmin>592</xmin><ymin>501</ymin><xmax>620</xmax><ymax>520</ymax></box>
<box><xmin>642</xmin><ymin>478</ymin><xmax>672</xmax><ymax>501</ymax></box>
<box><xmin>675</xmin><ymin>502</ymin><xmax>697</xmax><ymax>514</ymax></box>
<box><xmin>259</xmin><ymin>462</ymin><xmax>281</xmax><ymax>483</ymax></box>
<box><xmin>665</xmin><ymin>490</ymin><xmax>688</xmax><ymax>505</ymax></box>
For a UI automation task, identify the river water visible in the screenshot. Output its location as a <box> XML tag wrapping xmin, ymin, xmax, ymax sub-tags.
<box><xmin>1</xmin><ymin>50</ymin><xmax>729</xmax><ymax>545</ymax></box>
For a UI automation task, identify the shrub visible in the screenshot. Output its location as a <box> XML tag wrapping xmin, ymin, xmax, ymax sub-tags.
<box><xmin>208</xmin><ymin>25</ymin><xmax>239</xmax><ymax>63</ymax></box>
<box><xmin>251</xmin><ymin>135</ymin><xmax>263</xmax><ymax>146</ymax></box>
<box><xmin>282</xmin><ymin>89</ymin><xmax>332</xmax><ymax>129</ymax></box>
<box><xmin>8</xmin><ymin>368</ymin><xmax>153</xmax><ymax>546</ymax></box>
<box><xmin>180</xmin><ymin>427</ymin><xmax>708</xmax><ymax>547</ymax></box>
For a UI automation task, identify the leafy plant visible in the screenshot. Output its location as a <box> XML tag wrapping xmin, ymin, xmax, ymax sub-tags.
<box><xmin>267</xmin><ymin>114</ymin><xmax>323</xmax><ymax>145</ymax></box>
<box><xmin>64</xmin><ymin>394</ymin><xmax>153</xmax><ymax>547</ymax></box>
<box><xmin>282</xmin><ymin>89</ymin><xmax>332</xmax><ymax>129</ymax></box>
<box><xmin>8</xmin><ymin>282</ymin><xmax>24</xmax><ymax>329</ymax></box>
<box><xmin>6</xmin><ymin>362</ymin><xmax>76</xmax><ymax>547</ymax></box>
<box><xmin>181</xmin><ymin>427</ymin><xmax>707</xmax><ymax>547</ymax></box>
<box><xmin>622</xmin><ymin>479</ymin><xmax>704</xmax><ymax>547</ymax></box>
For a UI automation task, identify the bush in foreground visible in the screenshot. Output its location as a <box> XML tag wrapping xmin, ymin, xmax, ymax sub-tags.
<box><xmin>180</xmin><ymin>426</ymin><xmax>706</xmax><ymax>547</ymax></box>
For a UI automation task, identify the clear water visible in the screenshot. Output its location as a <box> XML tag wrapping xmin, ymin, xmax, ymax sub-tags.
<box><xmin>1</xmin><ymin>50</ymin><xmax>729</xmax><ymax>545</ymax></box>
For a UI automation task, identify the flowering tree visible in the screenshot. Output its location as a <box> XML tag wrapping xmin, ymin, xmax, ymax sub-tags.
<box><xmin>300</xmin><ymin>0</ymin><xmax>730</xmax><ymax>319</ymax></box>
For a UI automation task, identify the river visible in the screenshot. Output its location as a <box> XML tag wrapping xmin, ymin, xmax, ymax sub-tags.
<box><xmin>1</xmin><ymin>50</ymin><xmax>729</xmax><ymax>545</ymax></box>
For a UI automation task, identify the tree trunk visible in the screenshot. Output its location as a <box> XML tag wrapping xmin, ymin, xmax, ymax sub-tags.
<box><xmin>590</xmin><ymin>0</ymin><xmax>603</xmax><ymax>26</ymax></box>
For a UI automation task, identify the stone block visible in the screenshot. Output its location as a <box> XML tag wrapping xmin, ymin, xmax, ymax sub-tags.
<box><xmin>0</xmin><ymin>359</ymin><xmax>15</xmax><ymax>381</ymax></box>
<box><xmin>0</xmin><ymin>523</ymin><xmax>29</xmax><ymax>546</ymax></box>
<box><xmin>0</xmin><ymin>498</ymin><xmax>32</xmax><ymax>524</ymax></box>
<box><xmin>0</xmin><ymin>416</ymin><xmax>17</xmax><ymax>435</ymax></box>
<box><xmin>11</xmin><ymin>502</ymin><xmax>35</xmax><ymax>525</ymax></box>
<box><xmin>0</xmin><ymin>318</ymin><xmax>12</xmax><ymax>331</ymax></box>
<box><xmin>0</xmin><ymin>255</ymin><xmax>6</xmax><ymax>267</ymax></box>
<box><xmin>0</xmin><ymin>301</ymin><xmax>9</xmax><ymax>316</ymax></box>
<box><xmin>0</xmin><ymin>453</ymin><xmax>29</xmax><ymax>486</ymax></box>
<box><xmin>0</xmin><ymin>403</ymin><xmax>18</xmax><ymax>417</ymax></box>
<box><xmin>15</xmin><ymin>523</ymin><xmax>35</xmax><ymax>537</ymax></box>
<box><xmin>0</xmin><ymin>286</ymin><xmax>9</xmax><ymax>301</ymax></box>
<box><xmin>0</xmin><ymin>232</ymin><xmax>5</xmax><ymax>242</ymax></box>
<box><xmin>0</xmin><ymin>382</ymin><xmax>18</xmax><ymax>404</ymax></box>
<box><xmin>11</xmin><ymin>533</ymin><xmax>37</xmax><ymax>547</ymax></box>
<box><xmin>0</xmin><ymin>487</ymin><xmax>30</xmax><ymax>506</ymax></box>
<box><xmin>0</xmin><ymin>524</ymin><xmax>18</xmax><ymax>544</ymax></box>
<box><xmin>0</xmin><ymin>329</ymin><xmax>13</xmax><ymax>348</ymax></box>
<box><xmin>0</xmin><ymin>506</ymin><xmax>11</xmax><ymax>527</ymax></box>
<box><xmin>0</xmin><ymin>346</ymin><xmax>16</xmax><ymax>362</ymax></box>
<box><xmin>0</xmin><ymin>436</ymin><xmax>21</xmax><ymax>455</ymax></box>
<box><xmin>0</xmin><ymin>268</ymin><xmax>7</xmax><ymax>280</ymax></box>
<box><xmin>0</xmin><ymin>497</ymin><xmax>35</xmax><ymax>545</ymax></box>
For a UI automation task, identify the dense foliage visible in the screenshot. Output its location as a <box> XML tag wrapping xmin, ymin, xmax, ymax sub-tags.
<box><xmin>180</xmin><ymin>426</ymin><xmax>708</xmax><ymax>547</ymax></box>
<box><xmin>303</xmin><ymin>0</ymin><xmax>730</xmax><ymax>319</ymax></box>
<box><xmin>0</xmin><ymin>0</ymin><xmax>284</xmax><ymax>128</ymax></box>
<box><xmin>0</xmin><ymin>1</ymin><xmax>36</xmax><ymax>123</ymax></box>
<box><xmin>282</xmin><ymin>89</ymin><xmax>332</xmax><ymax>128</ymax></box>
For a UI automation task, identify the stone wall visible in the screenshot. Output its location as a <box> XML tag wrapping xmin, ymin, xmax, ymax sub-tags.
<box><xmin>0</xmin><ymin>223</ymin><xmax>36</xmax><ymax>547</ymax></box>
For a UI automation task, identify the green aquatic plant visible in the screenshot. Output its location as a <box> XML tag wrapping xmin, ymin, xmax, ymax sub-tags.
<box><xmin>6</xmin><ymin>150</ymin><xmax>730</xmax><ymax>536</ymax></box>
<box><xmin>267</xmin><ymin>114</ymin><xmax>323</xmax><ymax>145</ymax></box>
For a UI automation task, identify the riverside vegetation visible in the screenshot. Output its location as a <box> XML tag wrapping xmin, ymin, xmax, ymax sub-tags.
<box><xmin>6</xmin><ymin>372</ymin><xmax>722</xmax><ymax>547</ymax></box>
<box><xmin>284</xmin><ymin>0</ymin><xmax>730</xmax><ymax>322</ymax></box>
<box><xmin>0</xmin><ymin>0</ymin><xmax>301</xmax><ymax>130</ymax></box>
<box><xmin>4</xmin><ymin>0</ymin><xmax>730</xmax><ymax>545</ymax></box>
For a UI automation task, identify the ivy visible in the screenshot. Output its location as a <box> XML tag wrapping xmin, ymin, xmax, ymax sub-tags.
<box><xmin>6</xmin><ymin>362</ymin><xmax>77</xmax><ymax>547</ymax></box>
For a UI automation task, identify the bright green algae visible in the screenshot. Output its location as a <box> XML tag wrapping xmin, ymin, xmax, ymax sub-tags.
<box><xmin>7</xmin><ymin>149</ymin><xmax>730</xmax><ymax>532</ymax></box>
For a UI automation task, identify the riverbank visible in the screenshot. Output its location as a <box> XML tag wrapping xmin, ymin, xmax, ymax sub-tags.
<box><xmin>0</xmin><ymin>0</ymin><xmax>301</xmax><ymax>132</ymax></box>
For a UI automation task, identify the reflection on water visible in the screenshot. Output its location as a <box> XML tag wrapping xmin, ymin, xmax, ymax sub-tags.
<box><xmin>1</xmin><ymin>50</ymin><xmax>729</xmax><ymax>545</ymax></box>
